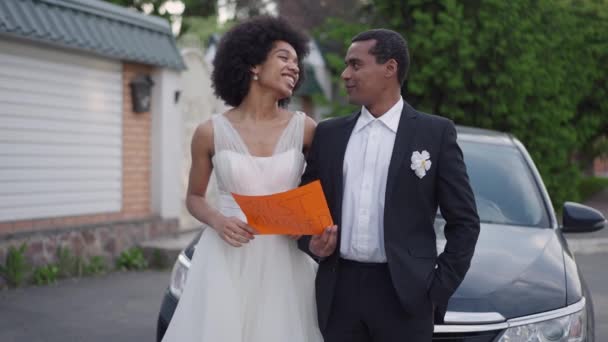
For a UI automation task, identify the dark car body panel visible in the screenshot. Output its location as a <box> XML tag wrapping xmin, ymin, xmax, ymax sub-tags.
<box><xmin>437</xmin><ymin>221</ymin><xmax>569</xmax><ymax>319</ymax></box>
<box><xmin>558</xmin><ymin>231</ymin><xmax>585</xmax><ymax>306</ymax></box>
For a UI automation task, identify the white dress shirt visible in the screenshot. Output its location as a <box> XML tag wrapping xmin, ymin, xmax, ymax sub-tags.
<box><xmin>340</xmin><ymin>97</ymin><xmax>404</xmax><ymax>263</ymax></box>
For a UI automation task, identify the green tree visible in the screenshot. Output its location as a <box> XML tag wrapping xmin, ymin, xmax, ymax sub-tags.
<box><xmin>178</xmin><ymin>15</ymin><xmax>235</xmax><ymax>48</ymax></box>
<box><xmin>104</xmin><ymin>0</ymin><xmax>174</xmax><ymax>21</ymax></box>
<box><xmin>568</xmin><ymin>1</ymin><xmax>608</xmax><ymax>171</ymax></box>
<box><xmin>316</xmin><ymin>0</ymin><xmax>608</xmax><ymax>208</ymax></box>
<box><xmin>104</xmin><ymin>0</ymin><xmax>217</xmax><ymax>35</ymax></box>
<box><xmin>102</xmin><ymin>0</ymin><xmax>276</xmax><ymax>34</ymax></box>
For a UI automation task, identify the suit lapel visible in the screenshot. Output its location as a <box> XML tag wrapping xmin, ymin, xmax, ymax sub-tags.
<box><xmin>385</xmin><ymin>101</ymin><xmax>418</xmax><ymax>204</ymax></box>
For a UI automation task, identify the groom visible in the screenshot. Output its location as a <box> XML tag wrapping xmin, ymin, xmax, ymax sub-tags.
<box><xmin>299</xmin><ymin>29</ymin><xmax>480</xmax><ymax>341</ymax></box>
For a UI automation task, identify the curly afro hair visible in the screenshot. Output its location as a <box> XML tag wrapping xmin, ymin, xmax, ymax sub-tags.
<box><xmin>212</xmin><ymin>16</ymin><xmax>309</xmax><ymax>107</ymax></box>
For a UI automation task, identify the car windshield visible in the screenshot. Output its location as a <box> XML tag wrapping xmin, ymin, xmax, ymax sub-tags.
<box><xmin>456</xmin><ymin>140</ymin><xmax>550</xmax><ymax>227</ymax></box>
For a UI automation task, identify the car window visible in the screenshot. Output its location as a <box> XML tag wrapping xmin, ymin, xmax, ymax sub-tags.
<box><xmin>456</xmin><ymin>141</ymin><xmax>550</xmax><ymax>227</ymax></box>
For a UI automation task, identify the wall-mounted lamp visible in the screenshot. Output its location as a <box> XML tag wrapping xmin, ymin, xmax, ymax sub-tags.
<box><xmin>129</xmin><ymin>74</ymin><xmax>154</xmax><ymax>113</ymax></box>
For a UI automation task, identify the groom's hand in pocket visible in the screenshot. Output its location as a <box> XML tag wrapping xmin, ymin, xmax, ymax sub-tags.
<box><xmin>309</xmin><ymin>225</ymin><xmax>338</xmax><ymax>257</ymax></box>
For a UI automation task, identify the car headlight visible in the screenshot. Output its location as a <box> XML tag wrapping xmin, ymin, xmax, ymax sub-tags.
<box><xmin>498</xmin><ymin>300</ymin><xmax>586</xmax><ymax>342</ymax></box>
<box><xmin>169</xmin><ymin>253</ymin><xmax>191</xmax><ymax>299</ymax></box>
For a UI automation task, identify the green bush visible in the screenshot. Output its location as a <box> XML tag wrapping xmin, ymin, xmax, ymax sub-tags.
<box><xmin>116</xmin><ymin>247</ymin><xmax>148</xmax><ymax>271</ymax></box>
<box><xmin>32</xmin><ymin>264</ymin><xmax>59</xmax><ymax>286</ymax></box>
<box><xmin>579</xmin><ymin>177</ymin><xmax>608</xmax><ymax>202</ymax></box>
<box><xmin>56</xmin><ymin>247</ymin><xmax>86</xmax><ymax>278</ymax></box>
<box><xmin>84</xmin><ymin>256</ymin><xmax>108</xmax><ymax>276</ymax></box>
<box><xmin>0</xmin><ymin>244</ymin><xmax>31</xmax><ymax>287</ymax></box>
<box><xmin>316</xmin><ymin>0</ymin><xmax>608</xmax><ymax>208</ymax></box>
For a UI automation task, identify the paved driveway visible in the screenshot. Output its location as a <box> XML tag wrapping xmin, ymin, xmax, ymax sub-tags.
<box><xmin>0</xmin><ymin>270</ymin><xmax>169</xmax><ymax>342</ymax></box>
<box><xmin>0</xmin><ymin>248</ymin><xmax>606</xmax><ymax>342</ymax></box>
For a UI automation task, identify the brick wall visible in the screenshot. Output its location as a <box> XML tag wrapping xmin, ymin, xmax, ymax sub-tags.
<box><xmin>0</xmin><ymin>217</ymin><xmax>178</xmax><ymax>288</ymax></box>
<box><xmin>0</xmin><ymin>63</ymin><xmax>154</xmax><ymax>236</ymax></box>
<box><xmin>122</xmin><ymin>63</ymin><xmax>153</xmax><ymax>219</ymax></box>
<box><xmin>0</xmin><ymin>62</ymin><xmax>181</xmax><ymax>288</ymax></box>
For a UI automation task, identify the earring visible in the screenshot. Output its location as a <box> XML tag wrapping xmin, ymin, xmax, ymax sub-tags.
<box><xmin>253</xmin><ymin>74</ymin><xmax>259</xmax><ymax>81</ymax></box>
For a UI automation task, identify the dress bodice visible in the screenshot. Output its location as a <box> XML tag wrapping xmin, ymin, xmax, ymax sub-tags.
<box><xmin>211</xmin><ymin>112</ymin><xmax>306</xmax><ymax>218</ymax></box>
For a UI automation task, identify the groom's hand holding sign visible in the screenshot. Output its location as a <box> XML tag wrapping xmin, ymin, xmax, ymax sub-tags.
<box><xmin>309</xmin><ymin>225</ymin><xmax>338</xmax><ymax>258</ymax></box>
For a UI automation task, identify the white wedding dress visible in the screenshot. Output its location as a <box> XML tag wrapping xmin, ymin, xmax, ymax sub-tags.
<box><xmin>162</xmin><ymin>112</ymin><xmax>323</xmax><ymax>342</ymax></box>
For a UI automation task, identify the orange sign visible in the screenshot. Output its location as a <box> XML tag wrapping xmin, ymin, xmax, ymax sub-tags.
<box><xmin>231</xmin><ymin>181</ymin><xmax>333</xmax><ymax>235</ymax></box>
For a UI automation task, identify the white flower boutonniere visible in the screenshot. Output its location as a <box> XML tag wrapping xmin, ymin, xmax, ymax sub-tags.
<box><xmin>410</xmin><ymin>150</ymin><xmax>432</xmax><ymax>179</ymax></box>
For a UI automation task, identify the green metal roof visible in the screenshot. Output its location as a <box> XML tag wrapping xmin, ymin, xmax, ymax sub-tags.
<box><xmin>0</xmin><ymin>0</ymin><xmax>185</xmax><ymax>70</ymax></box>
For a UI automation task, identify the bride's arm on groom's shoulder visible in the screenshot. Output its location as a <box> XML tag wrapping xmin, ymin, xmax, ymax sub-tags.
<box><xmin>298</xmin><ymin>116</ymin><xmax>319</xmax><ymax>256</ymax></box>
<box><xmin>300</xmin><ymin>115</ymin><xmax>317</xmax><ymax>183</ymax></box>
<box><xmin>298</xmin><ymin>118</ymin><xmax>338</xmax><ymax>260</ymax></box>
<box><xmin>185</xmin><ymin>121</ymin><xmax>256</xmax><ymax>248</ymax></box>
<box><xmin>300</xmin><ymin>115</ymin><xmax>319</xmax><ymax>186</ymax></box>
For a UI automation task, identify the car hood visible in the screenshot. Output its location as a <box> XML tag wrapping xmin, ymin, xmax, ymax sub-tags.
<box><xmin>437</xmin><ymin>222</ymin><xmax>566</xmax><ymax>319</ymax></box>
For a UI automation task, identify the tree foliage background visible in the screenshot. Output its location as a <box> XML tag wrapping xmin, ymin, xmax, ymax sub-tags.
<box><xmin>316</xmin><ymin>0</ymin><xmax>608</xmax><ymax>208</ymax></box>
<box><xmin>102</xmin><ymin>0</ymin><xmax>607</xmax><ymax>207</ymax></box>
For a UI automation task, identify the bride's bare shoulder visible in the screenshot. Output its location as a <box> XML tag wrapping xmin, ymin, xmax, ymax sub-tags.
<box><xmin>300</xmin><ymin>113</ymin><xmax>317</xmax><ymax>150</ymax></box>
<box><xmin>191</xmin><ymin>118</ymin><xmax>215</xmax><ymax>157</ymax></box>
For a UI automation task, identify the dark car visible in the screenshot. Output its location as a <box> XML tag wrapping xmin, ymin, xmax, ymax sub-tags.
<box><xmin>157</xmin><ymin>126</ymin><xmax>605</xmax><ymax>342</ymax></box>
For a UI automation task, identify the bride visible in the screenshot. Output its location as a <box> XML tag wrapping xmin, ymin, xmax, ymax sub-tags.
<box><xmin>161</xmin><ymin>16</ymin><xmax>331</xmax><ymax>342</ymax></box>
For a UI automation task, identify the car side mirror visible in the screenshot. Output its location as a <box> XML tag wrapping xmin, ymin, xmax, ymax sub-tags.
<box><xmin>561</xmin><ymin>202</ymin><xmax>606</xmax><ymax>233</ymax></box>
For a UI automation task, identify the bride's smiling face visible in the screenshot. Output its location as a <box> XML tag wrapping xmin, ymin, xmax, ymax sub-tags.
<box><xmin>251</xmin><ymin>41</ymin><xmax>300</xmax><ymax>99</ymax></box>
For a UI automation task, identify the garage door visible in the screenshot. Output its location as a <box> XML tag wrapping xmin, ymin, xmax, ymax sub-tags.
<box><xmin>0</xmin><ymin>39</ymin><xmax>123</xmax><ymax>221</ymax></box>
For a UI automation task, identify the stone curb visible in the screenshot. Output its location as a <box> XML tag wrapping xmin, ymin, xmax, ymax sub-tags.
<box><xmin>140</xmin><ymin>230</ymin><xmax>199</xmax><ymax>267</ymax></box>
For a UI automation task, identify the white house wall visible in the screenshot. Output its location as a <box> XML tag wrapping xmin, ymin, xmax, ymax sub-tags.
<box><xmin>0</xmin><ymin>39</ymin><xmax>123</xmax><ymax>221</ymax></box>
<box><xmin>177</xmin><ymin>48</ymin><xmax>226</xmax><ymax>230</ymax></box>
<box><xmin>150</xmin><ymin>67</ymin><xmax>182</xmax><ymax>220</ymax></box>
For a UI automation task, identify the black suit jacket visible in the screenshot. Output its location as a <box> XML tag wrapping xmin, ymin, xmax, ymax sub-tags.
<box><xmin>299</xmin><ymin>101</ymin><xmax>480</xmax><ymax>331</ymax></box>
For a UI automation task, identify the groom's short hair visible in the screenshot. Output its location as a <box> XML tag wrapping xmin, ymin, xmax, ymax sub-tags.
<box><xmin>352</xmin><ymin>29</ymin><xmax>410</xmax><ymax>86</ymax></box>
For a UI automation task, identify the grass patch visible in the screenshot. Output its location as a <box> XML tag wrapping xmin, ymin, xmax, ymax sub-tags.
<box><xmin>116</xmin><ymin>247</ymin><xmax>148</xmax><ymax>271</ymax></box>
<box><xmin>1</xmin><ymin>244</ymin><xmax>153</xmax><ymax>289</ymax></box>
<box><xmin>0</xmin><ymin>244</ymin><xmax>30</xmax><ymax>287</ymax></box>
<box><xmin>32</xmin><ymin>264</ymin><xmax>59</xmax><ymax>286</ymax></box>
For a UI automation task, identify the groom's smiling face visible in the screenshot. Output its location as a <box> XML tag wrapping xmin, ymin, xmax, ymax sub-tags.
<box><xmin>341</xmin><ymin>39</ymin><xmax>389</xmax><ymax>107</ymax></box>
